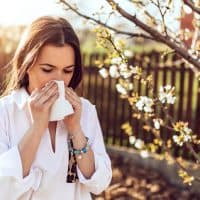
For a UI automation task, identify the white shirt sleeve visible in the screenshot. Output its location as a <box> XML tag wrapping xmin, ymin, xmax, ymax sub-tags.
<box><xmin>77</xmin><ymin>105</ymin><xmax>112</xmax><ymax>195</ymax></box>
<box><xmin>0</xmin><ymin>104</ymin><xmax>42</xmax><ymax>199</ymax></box>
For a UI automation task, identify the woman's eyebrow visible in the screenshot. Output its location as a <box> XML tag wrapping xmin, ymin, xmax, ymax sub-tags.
<box><xmin>64</xmin><ymin>65</ymin><xmax>75</xmax><ymax>69</ymax></box>
<box><xmin>39</xmin><ymin>63</ymin><xmax>75</xmax><ymax>68</ymax></box>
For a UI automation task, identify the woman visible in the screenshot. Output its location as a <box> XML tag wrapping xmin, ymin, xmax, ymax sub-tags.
<box><xmin>0</xmin><ymin>16</ymin><xmax>112</xmax><ymax>199</ymax></box>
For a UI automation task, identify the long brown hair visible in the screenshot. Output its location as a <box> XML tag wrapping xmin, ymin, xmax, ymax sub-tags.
<box><xmin>2</xmin><ymin>16</ymin><xmax>83</xmax><ymax>96</ymax></box>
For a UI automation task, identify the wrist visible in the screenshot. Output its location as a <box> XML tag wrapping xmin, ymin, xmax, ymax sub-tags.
<box><xmin>68</xmin><ymin>130</ymin><xmax>88</xmax><ymax>150</ymax></box>
<box><xmin>70</xmin><ymin>137</ymin><xmax>90</xmax><ymax>160</ymax></box>
<box><xmin>31</xmin><ymin>123</ymin><xmax>46</xmax><ymax>136</ymax></box>
<box><xmin>68</xmin><ymin>126</ymin><xmax>82</xmax><ymax>138</ymax></box>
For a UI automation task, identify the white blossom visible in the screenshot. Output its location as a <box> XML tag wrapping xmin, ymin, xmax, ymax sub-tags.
<box><xmin>135</xmin><ymin>96</ymin><xmax>154</xmax><ymax>113</ymax></box>
<box><xmin>159</xmin><ymin>85</ymin><xmax>176</xmax><ymax>104</ymax></box>
<box><xmin>153</xmin><ymin>119</ymin><xmax>163</xmax><ymax>130</ymax></box>
<box><xmin>119</xmin><ymin>63</ymin><xmax>127</xmax><ymax>71</ymax></box>
<box><xmin>129</xmin><ymin>65</ymin><xmax>137</xmax><ymax>74</ymax></box>
<box><xmin>124</xmin><ymin>50</ymin><xmax>133</xmax><ymax>58</ymax></box>
<box><xmin>136</xmin><ymin>100</ymin><xmax>144</xmax><ymax>111</ymax></box>
<box><xmin>99</xmin><ymin>68</ymin><xmax>109</xmax><ymax>78</ymax></box>
<box><xmin>111</xmin><ymin>57</ymin><xmax>122</xmax><ymax>65</ymax></box>
<box><xmin>183</xmin><ymin>4</ymin><xmax>192</xmax><ymax>14</ymax></box>
<box><xmin>140</xmin><ymin>150</ymin><xmax>149</xmax><ymax>158</ymax></box>
<box><xmin>109</xmin><ymin>65</ymin><xmax>120</xmax><ymax>78</ymax></box>
<box><xmin>184</xmin><ymin>134</ymin><xmax>192</xmax><ymax>142</ymax></box>
<box><xmin>129</xmin><ymin>136</ymin><xmax>136</xmax><ymax>144</ymax></box>
<box><xmin>135</xmin><ymin>139</ymin><xmax>145</xmax><ymax>149</ymax></box>
<box><xmin>172</xmin><ymin>126</ymin><xmax>192</xmax><ymax>146</ymax></box>
<box><xmin>120</xmin><ymin>71</ymin><xmax>132</xmax><ymax>79</ymax></box>
<box><xmin>188</xmin><ymin>49</ymin><xmax>195</xmax><ymax>55</ymax></box>
<box><xmin>173</xmin><ymin>135</ymin><xmax>183</xmax><ymax>146</ymax></box>
<box><xmin>164</xmin><ymin>85</ymin><xmax>171</xmax><ymax>90</ymax></box>
<box><xmin>119</xmin><ymin>64</ymin><xmax>137</xmax><ymax>79</ymax></box>
<box><xmin>184</xmin><ymin>127</ymin><xmax>192</xmax><ymax>135</ymax></box>
<box><xmin>127</xmin><ymin>82</ymin><xmax>134</xmax><ymax>90</ymax></box>
<box><xmin>116</xmin><ymin>83</ymin><xmax>127</xmax><ymax>95</ymax></box>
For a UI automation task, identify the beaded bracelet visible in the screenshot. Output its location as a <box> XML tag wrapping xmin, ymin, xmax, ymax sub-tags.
<box><xmin>69</xmin><ymin>137</ymin><xmax>90</xmax><ymax>159</ymax></box>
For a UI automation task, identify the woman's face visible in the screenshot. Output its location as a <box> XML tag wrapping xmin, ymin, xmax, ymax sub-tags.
<box><xmin>27</xmin><ymin>44</ymin><xmax>75</xmax><ymax>93</ymax></box>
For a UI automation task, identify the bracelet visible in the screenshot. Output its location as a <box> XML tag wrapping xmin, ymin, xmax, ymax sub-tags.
<box><xmin>69</xmin><ymin>137</ymin><xmax>89</xmax><ymax>159</ymax></box>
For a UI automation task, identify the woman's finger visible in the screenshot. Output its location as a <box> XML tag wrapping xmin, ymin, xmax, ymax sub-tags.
<box><xmin>66</xmin><ymin>94</ymin><xmax>81</xmax><ymax>110</ymax></box>
<box><xmin>39</xmin><ymin>86</ymin><xmax>58</xmax><ymax>105</ymax></box>
<box><xmin>35</xmin><ymin>81</ymin><xmax>57</xmax><ymax>102</ymax></box>
<box><xmin>66</xmin><ymin>93</ymin><xmax>81</xmax><ymax>107</ymax></box>
<box><xmin>45</xmin><ymin>92</ymin><xmax>59</xmax><ymax>108</ymax></box>
<box><xmin>65</xmin><ymin>88</ymin><xmax>80</xmax><ymax>103</ymax></box>
<box><xmin>66</xmin><ymin>87</ymin><xmax>79</xmax><ymax>98</ymax></box>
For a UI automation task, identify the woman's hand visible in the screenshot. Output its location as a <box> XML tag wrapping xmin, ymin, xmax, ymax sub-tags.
<box><xmin>27</xmin><ymin>81</ymin><xmax>58</xmax><ymax>134</ymax></box>
<box><xmin>63</xmin><ymin>86</ymin><xmax>82</xmax><ymax>135</ymax></box>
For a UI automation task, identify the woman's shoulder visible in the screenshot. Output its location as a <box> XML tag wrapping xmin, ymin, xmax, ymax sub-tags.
<box><xmin>0</xmin><ymin>92</ymin><xmax>14</xmax><ymax>108</ymax></box>
<box><xmin>80</xmin><ymin>97</ymin><xmax>95</xmax><ymax>109</ymax></box>
<box><xmin>79</xmin><ymin>97</ymin><xmax>97</xmax><ymax>119</ymax></box>
<box><xmin>0</xmin><ymin>92</ymin><xmax>15</xmax><ymax>119</ymax></box>
<box><xmin>0</xmin><ymin>88</ymin><xmax>27</xmax><ymax>110</ymax></box>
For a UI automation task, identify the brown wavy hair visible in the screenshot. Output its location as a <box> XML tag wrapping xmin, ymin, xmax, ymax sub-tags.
<box><xmin>2</xmin><ymin>16</ymin><xmax>83</xmax><ymax>96</ymax></box>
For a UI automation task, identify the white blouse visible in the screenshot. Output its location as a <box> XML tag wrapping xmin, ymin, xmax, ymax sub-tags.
<box><xmin>0</xmin><ymin>88</ymin><xmax>112</xmax><ymax>200</ymax></box>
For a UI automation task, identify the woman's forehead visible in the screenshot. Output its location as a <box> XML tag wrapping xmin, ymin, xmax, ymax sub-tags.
<box><xmin>36</xmin><ymin>44</ymin><xmax>75</xmax><ymax>65</ymax></box>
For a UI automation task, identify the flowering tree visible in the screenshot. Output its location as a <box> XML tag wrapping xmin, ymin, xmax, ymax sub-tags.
<box><xmin>59</xmin><ymin>0</ymin><xmax>200</xmax><ymax>185</ymax></box>
<box><xmin>59</xmin><ymin>0</ymin><xmax>200</xmax><ymax>71</ymax></box>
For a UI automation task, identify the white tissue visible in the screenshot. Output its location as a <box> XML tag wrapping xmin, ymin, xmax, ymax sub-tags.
<box><xmin>49</xmin><ymin>80</ymin><xmax>74</xmax><ymax>121</ymax></box>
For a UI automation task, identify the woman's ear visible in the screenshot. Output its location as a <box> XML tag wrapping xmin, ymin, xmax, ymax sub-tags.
<box><xmin>26</xmin><ymin>67</ymin><xmax>31</xmax><ymax>81</ymax></box>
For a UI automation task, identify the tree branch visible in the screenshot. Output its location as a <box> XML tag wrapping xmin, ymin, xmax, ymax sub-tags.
<box><xmin>58</xmin><ymin>0</ymin><xmax>156</xmax><ymax>41</ymax></box>
<box><xmin>183</xmin><ymin>0</ymin><xmax>200</xmax><ymax>15</ymax></box>
<box><xmin>106</xmin><ymin>0</ymin><xmax>200</xmax><ymax>71</ymax></box>
<box><xmin>154</xmin><ymin>0</ymin><xmax>168</xmax><ymax>36</ymax></box>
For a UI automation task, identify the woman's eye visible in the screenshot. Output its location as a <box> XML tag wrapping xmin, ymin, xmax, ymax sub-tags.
<box><xmin>41</xmin><ymin>67</ymin><xmax>73</xmax><ymax>73</ymax></box>
<box><xmin>41</xmin><ymin>68</ymin><xmax>52</xmax><ymax>73</ymax></box>
<box><xmin>63</xmin><ymin>69</ymin><xmax>73</xmax><ymax>74</ymax></box>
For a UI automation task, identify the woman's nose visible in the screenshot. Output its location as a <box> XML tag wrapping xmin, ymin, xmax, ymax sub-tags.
<box><xmin>52</xmin><ymin>71</ymin><xmax>64</xmax><ymax>81</ymax></box>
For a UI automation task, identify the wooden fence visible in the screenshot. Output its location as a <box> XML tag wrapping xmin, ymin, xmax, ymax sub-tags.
<box><xmin>82</xmin><ymin>52</ymin><xmax>200</xmax><ymax>160</ymax></box>
<box><xmin>0</xmin><ymin>51</ymin><xmax>199</xmax><ymax>159</ymax></box>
